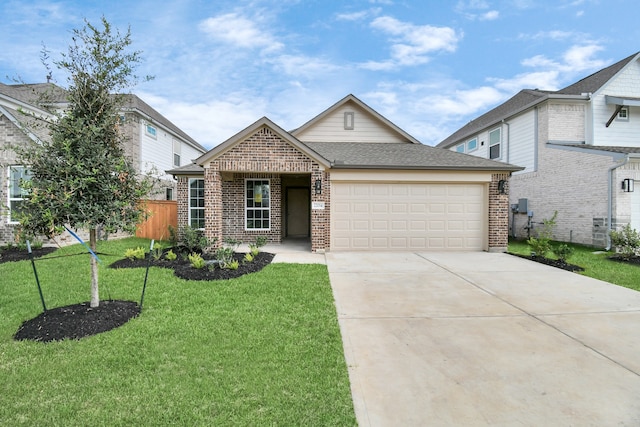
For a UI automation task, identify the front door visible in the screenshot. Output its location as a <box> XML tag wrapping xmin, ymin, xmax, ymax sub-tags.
<box><xmin>287</xmin><ymin>187</ymin><xmax>310</xmax><ymax>237</ymax></box>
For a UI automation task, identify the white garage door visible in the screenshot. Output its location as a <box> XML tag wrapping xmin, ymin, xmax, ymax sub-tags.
<box><xmin>331</xmin><ymin>182</ymin><xmax>486</xmax><ymax>251</ymax></box>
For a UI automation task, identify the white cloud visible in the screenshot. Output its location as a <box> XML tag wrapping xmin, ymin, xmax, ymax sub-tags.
<box><xmin>479</xmin><ymin>10</ymin><xmax>499</xmax><ymax>20</ymax></box>
<box><xmin>198</xmin><ymin>13</ymin><xmax>284</xmax><ymax>53</ymax></box>
<box><xmin>368</xmin><ymin>16</ymin><xmax>461</xmax><ymax>68</ymax></box>
<box><xmin>336</xmin><ymin>8</ymin><xmax>381</xmax><ymax>21</ymax></box>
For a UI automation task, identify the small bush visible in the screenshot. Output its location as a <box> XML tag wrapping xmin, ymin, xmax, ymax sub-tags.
<box><xmin>215</xmin><ymin>247</ymin><xmax>234</xmax><ymax>265</ymax></box>
<box><xmin>177</xmin><ymin>226</ymin><xmax>214</xmax><ymax>254</ymax></box>
<box><xmin>124</xmin><ymin>247</ymin><xmax>146</xmax><ymax>261</ymax></box>
<box><xmin>224</xmin><ymin>259</ymin><xmax>240</xmax><ymax>270</ymax></box>
<box><xmin>151</xmin><ymin>244</ymin><xmax>164</xmax><ymax>261</ymax></box>
<box><xmin>610</xmin><ymin>224</ymin><xmax>640</xmax><ymax>259</ymax></box>
<box><xmin>244</xmin><ymin>253</ymin><xmax>254</xmax><ymax>263</ymax></box>
<box><xmin>552</xmin><ymin>244</ymin><xmax>573</xmax><ymax>262</ymax></box>
<box><xmin>188</xmin><ymin>252</ymin><xmax>206</xmax><ymax>269</ymax></box>
<box><xmin>527</xmin><ymin>237</ymin><xmax>552</xmax><ymax>258</ymax></box>
<box><xmin>165</xmin><ymin>249</ymin><xmax>177</xmax><ymax>261</ymax></box>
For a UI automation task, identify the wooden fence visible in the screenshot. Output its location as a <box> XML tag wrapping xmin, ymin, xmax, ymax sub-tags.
<box><xmin>135</xmin><ymin>200</ymin><xmax>177</xmax><ymax>241</ymax></box>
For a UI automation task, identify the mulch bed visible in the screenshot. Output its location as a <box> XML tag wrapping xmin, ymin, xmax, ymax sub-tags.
<box><xmin>14</xmin><ymin>300</ymin><xmax>140</xmax><ymax>343</ymax></box>
<box><xmin>109</xmin><ymin>251</ymin><xmax>275</xmax><ymax>281</ymax></box>
<box><xmin>608</xmin><ymin>255</ymin><xmax>640</xmax><ymax>266</ymax></box>
<box><xmin>509</xmin><ymin>253</ymin><xmax>585</xmax><ymax>272</ymax></box>
<box><xmin>9</xmin><ymin>248</ymin><xmax>274</xmax><ymax>343</ymax></box>
<box><xmin>0</xmin><ymin>246</ymin><xmax>58</xmax><ymax>264</ymax></box>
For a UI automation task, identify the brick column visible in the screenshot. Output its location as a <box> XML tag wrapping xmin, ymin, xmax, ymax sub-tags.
<box><xmin>311</xmin><ymin>168</ymin><xmax>330</xmax><ymax>252</ymax></box>
<box><xmin>204</xmin><ymin>166</ymin><xmax>223</xmax><ymax>249</ymax></box>
<box><xmin>488</xmin><ymin>173</ymin><xmax>510</xmax><ymax>252</ymax></box>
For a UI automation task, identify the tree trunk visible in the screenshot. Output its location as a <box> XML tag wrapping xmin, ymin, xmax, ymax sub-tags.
<box><xmin>90</xmin><ymin>228</ymin><xmax>99</xmax><ymax>307</ymax></box>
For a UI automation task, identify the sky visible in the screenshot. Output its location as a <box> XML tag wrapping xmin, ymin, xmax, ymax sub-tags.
<box><xmin>1</xmin><ymin>0</ymin><xmax>639</xmax><ymax>150</ymax></box>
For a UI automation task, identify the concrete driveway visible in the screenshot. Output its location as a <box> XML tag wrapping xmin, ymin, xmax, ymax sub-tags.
<box><xmin>326</xmin><ymin>252</ymin><xmax>640</xmax><ymax>426</ymax></box>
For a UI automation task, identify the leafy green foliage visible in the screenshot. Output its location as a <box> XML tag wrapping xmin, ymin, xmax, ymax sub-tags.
<box><xmin>225</xmin><ymin>259</ymin><xmax>240</xmax><ymax>270</ymax></box>
<box><xmin>13</xmin><ymin>18</ymin><xmax>153</xmax><ymax>307</ymax></box>
<box><xmin>176</xmin><ymin>226</ymin><xmax>212</xmax><ymax>254</ymax></box>
<box><xmin>124</xmin><ymin>246</ymin><xmax>145</xmax><ymax>260</ymax></box>
<box><xmin>609</xmin><ymin>223</ymin><xmax>640</xmax><ymax>259</ymax></box>
<box><xmin>151</xmin><ymin>244</ymin><xmax>164</xmax><ymax>261</ymax></box>
<box><xmin>188</xmin><ymin>252</ymin><xmax>206</xmax><ymax>269</ymax></box>
<box><xmin>244</xmin><ymin>252</ymin><xmax>254</xmax><ymax>263</ymax></box>
<box><xmin>164</xmin><ymin>249</ymin><xmax>177</xmax><ymax>261</ymax></box>
<box><xmin>527</xmin><ymin>211</ymin><xmax>557</xmax><ymax>258</ymax></box>
<box><xmin>215</xmin><ymin>247</ymin><xmax>234</xmax><ymax>265</ymax></box>
<box><xmin>552</xmin><ymin>243</ymin><xmax>573</xmax><ymax>262</ymax></box>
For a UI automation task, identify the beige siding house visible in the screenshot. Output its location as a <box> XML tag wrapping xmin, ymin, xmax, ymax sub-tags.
<box><xmin>0</xmin><ymin>82</ymin><xmax>205</xmax><ymax>245</ymax></box>
<box><xmin>169</xmin><ymin>95</ymin><xmax>521</xmax><ymax>253</ymax></box>
<box><xmin>438</xmin><ymin>52</ymin><xmax>640</xmax><ymax>247</ymax></box>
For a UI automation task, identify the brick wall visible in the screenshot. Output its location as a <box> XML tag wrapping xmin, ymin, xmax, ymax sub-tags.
<box><xmin>488</xmin><ymin>173</ymin><xmax>510</xmax><ymax>252</ymax></box>
<box><xmin>196</xmin><ymin>126</ymin><xmax>329</xmax><ymax>252</ymax></box>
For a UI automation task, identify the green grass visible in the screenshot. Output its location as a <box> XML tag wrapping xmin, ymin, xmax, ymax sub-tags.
<box><xmin>0</xmin><ymin>238</ymin><xmax>356</xmax><ymax>426</ymax></box>
<box><xmin>509</xmin><ymin>239</ymin><xmax>640</xmax><ymax>292</ymax></box>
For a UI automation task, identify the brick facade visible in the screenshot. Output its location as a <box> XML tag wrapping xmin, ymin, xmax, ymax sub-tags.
<box><xmin>488</xmin><ymin>173</ymin><xmax>511</xmax><ymax>252</ymax></box>
<box><xmin>186</xmin><ymin>126</ymin><xmax>330</xmax><ymax>252</ymax></box>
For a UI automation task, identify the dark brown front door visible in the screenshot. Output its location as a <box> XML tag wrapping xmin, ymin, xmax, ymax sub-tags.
<box><xmin>287</xmin><ymin>187</ymin><xmax>310</xmax><ymax>237</ymax></box>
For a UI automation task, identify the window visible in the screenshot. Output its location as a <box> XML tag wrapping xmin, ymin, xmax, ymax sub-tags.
<box><xmin>188</xmin><ymin>178</ymin><xmax>205</xmax><ymax>229</ymax></box>
<box><xmin>173</xmin><ymin>153</ymin><xmax>181</xmax><ymax>167</ymax></box>
<box><xmin>8</xmin><ymin>165</ymin><xmax>30</xmax><ymax>223</ymax></box>
<box><xmin>467</xmin><ymin>138</ymin><xmax>478</xmax><ymax>152</ymax></box>
<box><xmin>246</xmin><ymin>179</ymin><xmax>270</xmax><ymax>230</ymax></box>
<box><xmin>489</xmin><ymin>128</ymin><xmax>501</xmax><ymax>160</ymax></box>
<box><xmin>145</xmin><ymin>124</ymin><xmax>157</xmax><ymax>138</ymax></box>
<box><xmin>618</xmin><ymin>107</ymin><xmax>629</xmax><ymax>121</ymax></box>
<box><xmin>166</xmin><ymin>188</ymin><xmax>173</xmax><ymax>201</ymax></box>
<box><xmin>456</xmin><ymin>144</ymin><xmax>465</xmax><ymax>153</ymax></box>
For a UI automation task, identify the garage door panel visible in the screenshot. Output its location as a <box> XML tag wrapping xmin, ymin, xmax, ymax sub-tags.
<box><xmin>331</xmin><ymin>182</ymin><xmax>485</xmax><ymax>251</ymax></box>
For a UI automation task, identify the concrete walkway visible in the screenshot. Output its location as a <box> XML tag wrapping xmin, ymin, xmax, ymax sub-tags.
<box><xmin>326</xmin><ymin>252</ymin><xmax>640</xmax><ymax>426</ymax></box>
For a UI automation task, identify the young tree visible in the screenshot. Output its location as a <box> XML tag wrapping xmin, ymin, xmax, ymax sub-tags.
<box><xmin>16</xmin><ymin>17</ymin><xmax>153</xmax><ymax>307</ymax></box>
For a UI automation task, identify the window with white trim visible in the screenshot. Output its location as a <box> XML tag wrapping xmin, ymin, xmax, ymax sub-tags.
<box><xmin>618</xmin><ymin>107</ymin><xmax>629</xmax><ymax>121</ymax></box>
<box><xmin>489</xmin><ymin>128</ymin><xmax>501</xmax><ymax>160</ymax></box>
<box><xmin>145</xmin><ymin>124</ymin><xmax>157</xmax><ymax>138</ymax></box>
<box><xmin>246</xmin><ymin>179</ymin><xmax>270</xmax><ymax>230</ymax></box>
<box><xmin>8</xmin><ymin>165</ymin><xmax>30</xmax><ymax>223</ymax></box>
<box><xmin>188</xmin><ymin>178</ymin><xmax>205</xmax><ymax>229</ymax></box>
<box><xmin>467</xmin><ymin>138</ymin><xmax>478</xmax><ymax>152</ymax></box>
<box><xmin>455</xmin><ymin>143</ymin><xmax>465</xmax><ymax>153</ymax></box>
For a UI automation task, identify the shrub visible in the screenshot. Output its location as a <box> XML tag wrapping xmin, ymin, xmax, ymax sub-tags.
<box><xmin>165</xmin><ymin>249</ymin><xmax>177</xmax><ymax>261</ymax></box>
<box><xmin>177</xmin><ymin>226</ymin><xmax>214</xmax><ymax>254</ymax></box>
<box><xmin>215</xmin><ymin>247</ymin><xmax>234</xmax><ymax>265</ymax></box>
<box><xmin>610</xmin><ymin>224</ymin><xmax>640</xmax><ymax>259</ymax></box>
<box><xmin>151</xmin><ymin>244</ymin><xmax>164</xmax><ymax>261</ymax></box>
<box><xmin>124</xmin><ymin>247</ymin><xmax>146</xmax><ymax>260</ymax></box>
<box><xmin>249</xmin><ymin>236</ymin><xmax>267</xmax><ymax>256</ymax></box>
<box><xmin>244</xmin><ymin>253</ymin><xmax>254</xmax><ymax>263</ymax></box>
<box><xmin>188</xmin><ymin>252</ymin><xmax>206</xmax><ymax>269</ymax></box>
<box><xmin>527</xmin><ymin>211</ymin><xmax>557</xmax><ymax>258</ymax></box>
<box><xmin>552</xmin><ymin>244</ymin><xmax>573</xmax><ymax>263</ymax></box>
<box><xmin>224</xmin><ymin>259</ymin><xmax>240</xmax><ymax>270</ymax></box>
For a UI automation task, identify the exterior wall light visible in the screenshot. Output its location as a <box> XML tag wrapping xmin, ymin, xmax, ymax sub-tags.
<box><xmin>622</xmin><ymin>178</ymin><xmax>635</xmax><ymax>192</ymax></box>
<box><xmin>314</xmin><ymin>178</ymin><xmax>322</xmax><ymax>195</ymax></box>
<box><xmin>498</xmin><ymin>179</ymin><xmax>507</xmax><ymax>194</ymax></box>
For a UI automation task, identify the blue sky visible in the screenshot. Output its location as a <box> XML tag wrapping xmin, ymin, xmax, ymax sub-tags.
<box><xmin>1</xmin><ymin>0</ymin><xmax>638</xmax><ymax>149</ymax></box>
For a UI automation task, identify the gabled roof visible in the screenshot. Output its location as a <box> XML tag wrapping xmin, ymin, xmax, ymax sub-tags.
<box><xmin>438</xmin><ymin>52</ymin><xmax>640</xmax><ymax>149</ymax></box>
<box><xmin>195</xmin><ymin>116</ymin><xmax>332</xmax><ymax>168</ymax></box>
<box><xmin>437</xmin><ymin>89</ymin><xmax>552</xmax><ymax>148</ymax></box>
<box><xmin>122</xmin><ymin>94</ymin><xmax>206</xmax><ymax>153</ymax></box>
<box><xmin>556</xmin><ymin>52</ymin><xmax>640</xmax><ymax>95</ymax></box>
<box><xmin>291</xmin><ymin>93</ymin><xmax>421</xmax><ymax>144</ymax></box>
<box><xmin>166</xmin><ymin>162</ymin><xmax>204</xmax><ymax>176</ymax></box>
<box><xmin>305</xmin><ymin>142</ymin><xmax>522</xmax><ymax>171</ymax></box>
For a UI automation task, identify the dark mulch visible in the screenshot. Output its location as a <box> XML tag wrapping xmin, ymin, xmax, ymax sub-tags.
<box><xmin>109</xmin><ymin>251</ymin><xmax>275</xmax><ymax>281</ymax></box>
<box><xmin>0</xmin><ymin>246</ymin><xmax>58</xmax><ymax>264</ymax></box>
<box><xmin>14</xmin><ymin>300</ymin><xmax>140</xmax><ymax>343</ymax></box>
<box><xmin>608</xmin><ymin>255</ymin><xmax>640</xmax><ymax>266</ymax></box>
<box><xmin>509</xmin><ymin>253</ymin><xmax>585</xmax><ymax>272</ymax></box>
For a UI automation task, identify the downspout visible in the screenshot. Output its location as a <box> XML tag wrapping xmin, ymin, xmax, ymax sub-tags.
<box><xmin>607</xmin><ymin>155</ymin><xmax>630</xmax><ymax>250</ymax></box>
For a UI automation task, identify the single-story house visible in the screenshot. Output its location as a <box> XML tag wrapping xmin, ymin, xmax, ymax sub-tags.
<box><xmin>167</xmin><ymin>95</ymin><xmax>522</xmax><ymax>252</ymax></box>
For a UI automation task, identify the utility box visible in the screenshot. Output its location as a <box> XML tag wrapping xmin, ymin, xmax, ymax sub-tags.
<box><xmin>518</xmin><ymin>198</ymin><xmax>528</xmax><ymax>214</ymax></box>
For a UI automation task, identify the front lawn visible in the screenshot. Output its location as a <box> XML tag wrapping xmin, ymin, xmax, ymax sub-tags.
<box><xmin>508</xmin><ymin>239</ymin><xmax>640</xmax><ymax>292</ymax></box>
<box><xmin>0</xmin><ymin>238</ymin><xmax>356</xmax><ymax>426</ymax></box>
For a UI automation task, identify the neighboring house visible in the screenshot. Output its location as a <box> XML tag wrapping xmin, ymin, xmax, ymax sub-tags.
<box><xmin>167</xmin><ymin>94</ymin><xmax>520</xmax><ymax>253</ymax></box>
<box><xmin>0</xmin><ymin>82</ymin><xmax>206</xmax><ymax>245</ymax></box>
<box><xmin>438</xmin><ymin>51</ymin><xmax>640</xmax><ymax>248</ymax></box>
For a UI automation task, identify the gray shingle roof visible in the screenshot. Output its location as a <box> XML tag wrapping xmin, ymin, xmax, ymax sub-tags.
<box><xmin>559</xmin><ymin>144</ymin><xmax>640</xmax><ymax>155</ymax></box>
<box><xmin>438</xmin><ymin>52</ymin><xmax>640</xmax><ymax>149</ymax></box>
<box><xmin>556</xmin><ymin>52</ymin><xmax>639</xmax><ymax>95</ymax></box>
<box><xmin>166</xmin><ymin>162</ymin><xmax>204</xmax><ymax>175</ymax></box>
<box><xmin>437</xmin><ymin>90</ymin><xmax>551</xmax><ymax>148</ymax></box>
<box><xmin>304</xmin><ymin>142</ymin><xmax>522</xmax><ymax>171</ymax></box>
